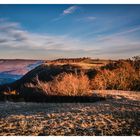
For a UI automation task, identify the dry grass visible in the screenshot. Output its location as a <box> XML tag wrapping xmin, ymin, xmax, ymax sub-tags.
<box><xmin>93</xmin><ymin>90</ymin><xmax>140</xmax><ymax>101</ymax></box>
<box><xmin>24</xmin><ymin>61</ymin><xmax>140</xmax><ymax>98</ymax></box>
<box><xmin>26</xmin><ymin>73</ymin><xmax>91</xmax><ymax>96</ymax></box>
<box><xmin>91</xmin><ymin>61</ymin><xmax>140</xmax><ymax>91</ymax></box>
<box><xmin>70</xmin><ymin>62</ymin><xmax>104</xmax><ymax>69</ymax></box>
<box><xmin>45</xmin><ymin>62</ymin><xmax>101</xmax><ymax>70</ymax></box>
<box><xmin>3</xmin><ymin>90</ymin><xmax>17</xmax><ymax>95</ymax></box>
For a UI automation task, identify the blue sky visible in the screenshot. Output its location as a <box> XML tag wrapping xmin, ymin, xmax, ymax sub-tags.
<box><xmin>0</xmin><ymin>4</ymin><xmax>140</xmax><ymax>59</ymax></box>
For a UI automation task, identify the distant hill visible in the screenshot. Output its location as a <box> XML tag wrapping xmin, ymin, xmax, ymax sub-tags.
<box><xmin>0</xmin><ymin>59</ymin><xmax>43</xmax><ymax>75</ymax></box>
<box><xmin>0</xmin><ymin>59</ymin><xmax>43</xmax><ymax>85</ymax></box>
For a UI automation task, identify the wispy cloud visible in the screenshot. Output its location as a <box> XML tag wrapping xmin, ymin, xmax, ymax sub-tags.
<box><xmin>77</xmin><ymin>16</ymin><xmax>96</xmax><ymax>22</ymax></box>
<box><xmin>0</xmin><ymin>18</ymin><xmax>7</xmax><ymax>22</ymax></box>
<box><xmin>0</xmin><ymin>20</ymin><xmax>90</xmax><ymax>52</ymax></box>
<box><xmin>0</xmin><ymin>22</ymin><xmax>20</xmax><ymax>31</ymax></box>
<box><xmin>0</xmin><ymin>19</ymin><xmax>140</xmax><ymax>59</ymax></box>
<box><xmin>62</xmin><ymin>6</ymin><xmax>78</xmax><ymax>16</ymax></box>
<box><xmin>86</xmin><ymin>16</ymin><xmax>96</xmax><ymax>21</ymax></box>
<box><xmin>97</xmin><ymin>26</ymin><xmax>140</xmax><ymax>42</ymax></box>
<box><xmin>53</xmin><ymin>6</ymin><xmax>79</xmax><ymax>21</ymax></box>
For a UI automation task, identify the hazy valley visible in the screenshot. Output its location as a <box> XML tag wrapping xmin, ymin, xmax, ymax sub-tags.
<box><xmin>0</xmin><ymin>60</ymin><xmax>43</xmax><ymax>85</ymax></box>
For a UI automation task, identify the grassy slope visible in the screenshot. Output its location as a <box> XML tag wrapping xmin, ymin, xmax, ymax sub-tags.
<box><xmin>0</xmin><ymin>58</ymin><xmax>139</xmax><ymax>101</ymax></box>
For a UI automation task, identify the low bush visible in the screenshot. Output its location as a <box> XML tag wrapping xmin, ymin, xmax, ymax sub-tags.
<box><xmin>91</xmin><ymin>61</ymin><xmax>140</xmax><ymax>91</ymax></box>
<box><xmin>25</xmin><ymin>72</ymin><xmax>91</xmax><ymax>96</ymax></box>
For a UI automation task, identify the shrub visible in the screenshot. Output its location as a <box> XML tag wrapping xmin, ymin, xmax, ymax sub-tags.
<box><xmin>26</xmin><ymin>72</ymin><xmax>91</xmax><ymax>96</ymax></box>
<box><xmin>91</xmin><ymin>61</ymin><xmax>140</xmax><ymax>91</ymax></box>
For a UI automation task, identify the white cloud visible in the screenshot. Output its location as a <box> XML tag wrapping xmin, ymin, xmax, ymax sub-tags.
<box><xmin>97</xmin><ymin>26</ymin><xmax>140</xmax><ymax>41</ymax></box>
<box><xmin>77</xmin><ymin>16</ymin><xmax>96</xmax><ymax>22</ymax></box>
<box><xmin>86</xmin><ymin>16</ymin><xmax>96</xmax><ymax>21</ymax></box>
<box><xmin>0</xmin><ymin>19</ymin><xmax>140</xmax><ymax>59</ymax></box>
<box><xmin>0</xmin><ymin>22</ymin><xmax>20</xmax><ymax>31</ymax></box>
<box><xmin>62</xmin><ymin>6</ymin><xmax>78</xmax><ymax>16</ymax></box>
<box><xmin>81</xmin><ymin>16</ymin><xmax>96</xmax><ymax>21</ymax></box>
<box><xmin>0</xmin><ymin>20</ymin><xmax>90</xmax><ymax>52</ymax></box>
<box><xmin>0</xmin><ymin>18</ymin><xmax>7</xmax><ymax>22</ymax></box>
<box><xmin>52</xmin><ymin>6</ymin><xmax>79</xmax><ymax>21</ymax></box>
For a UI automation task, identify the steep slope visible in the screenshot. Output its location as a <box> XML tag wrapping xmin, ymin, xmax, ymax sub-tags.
<box><xmin>0</xmin><ymin>63</ymin><xmax>89</xmax><ymax>93</ymax></box>
<box><xmin>0</xmin><ymin>63</ymin><xmax>96</xmax><ymax>102</ymax></box>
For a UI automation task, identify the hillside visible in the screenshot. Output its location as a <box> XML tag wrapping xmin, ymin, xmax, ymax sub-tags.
<box><xmin>0</xmin><ymin>57</ymin><xmax>139</xmax><ymax>102</ymax></box>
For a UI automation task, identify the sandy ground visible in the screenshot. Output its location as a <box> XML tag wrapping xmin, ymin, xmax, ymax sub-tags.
<box><xmin>0</xmin><ymin>95</ymin><xmax>139</xmax><ymax>136</ymax></box>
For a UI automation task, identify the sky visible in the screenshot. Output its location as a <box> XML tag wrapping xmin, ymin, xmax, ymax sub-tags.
<box><xmin>0</xmin><ymin>4</ymin><xmax>140</xmax><ymax>60</ymax></box>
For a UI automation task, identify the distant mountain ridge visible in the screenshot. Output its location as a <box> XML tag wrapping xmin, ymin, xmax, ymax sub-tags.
<box><xmin>0</xmin><ymin>59</ymin><xmax>43</xmax><ymax>85</ymax></box>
